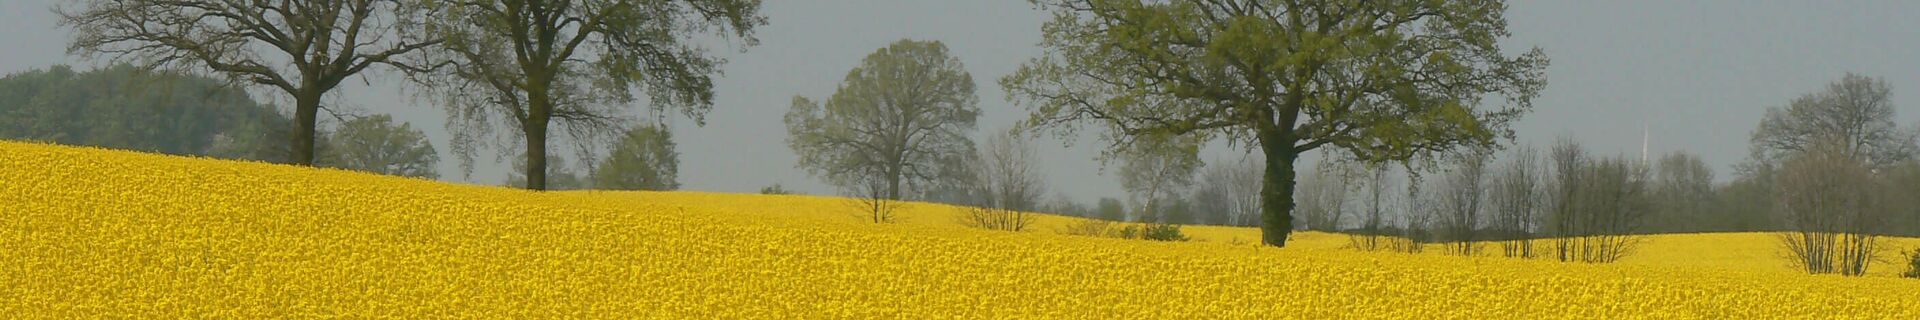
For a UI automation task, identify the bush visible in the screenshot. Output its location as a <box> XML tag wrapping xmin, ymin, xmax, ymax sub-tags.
<box><xmin>1059</xmin><ymin>219</ymin><xmax>1116</xmax><ymax>238</ymax></box>
<box><xmin>760</xmin><ymin>184</ymin><xmax>794</xmax><ymax>195</ymax></box>
<box><xmin>1139</xmin><ymin>223</ymin><xmax>1190</xmax><ymax>241</ymax></box>
<box><xmin>1118</xmin><ymin>223</ymin><xmax>1190</xmax><ymax>242</ymax></box>
<box><xmin>1058</xmin><ymin>219</ymin><xmax>1187</xmax><ymax>241</ymax></box>
<box><xmin>1903</xmin><ymin>247</ymin><xmax>1920</xmax><ymax>279</ymax></box>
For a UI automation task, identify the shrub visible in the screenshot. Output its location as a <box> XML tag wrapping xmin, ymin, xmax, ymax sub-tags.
<box><xmin>760</xmin><ymin>183</ymin><xmax>794</xmax><ymax>195</ymax></box>
<box><xmin>1903</xmin><ymin>247</ymin><xmax>1920</xmax><ymax>279</ymax></box>
<box><xmin>1059</xmin><ymin>220</ymin><xmax>1186</xmax><ymax>241</ymax></box>
<box><xmin>1060</xmin><ymin>219</ymin><xmax>1116</xmax><ymax>238</ymax></box>
<box><xmin>1138</xmin><ymin>223</ymin><xmax>1190</xmax><ymax>242</ymax></box>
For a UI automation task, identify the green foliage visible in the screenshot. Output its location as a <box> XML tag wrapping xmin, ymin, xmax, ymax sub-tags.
<box><xmin>1903</xmin><ymin>248</ymin><xmax>1920</xmax><ymax>279</ymax></box>
<box><xmin>326</xmin><ymin>114</ymin><xmax>440</xmax><ymax>179</ymax></box>
<box><xmin>759</xmin><ymin>184</ymin><xmax>795</xmax><ymax>195</ymax></box>
<box><xmin>419</xmin><ymin>0</ymin><xmax>764</xmax><ymax>189</ymax></box>
<box><xmin>59</xmin><ymin>0</ymin><xmax>439</xmax><ymax>165</ymax></box>
<box><xmin>0</xmin><ymin>64</ymin><xmax>289</xmax><ymax>161</ymax></box>
<box><xmin>1117</xmin><ymin>135</ymin><xmax>1203</xmax><ymax>222</ymax></box>
<box><xmin>1004</xmin><ymin>0</ymin><xmax>1548</xmax><ymax>246</ymax></box>
<box><xmin>508</xmin><ymin>154</ymin><xmax>587</xmax><ymax>191</ymax></box>
<box><xmin>785</xmin><ymin>39</ymin><xmax>980</xmax><ymax>200</ymax></box>
<box><xmin>1116</xmin><ymin>223</ymin><xmax>1190</xmax><ymax>242</ymax></box>
<box><xmin>1095</xmin><ymin>197</ymin><xmax>1126</xmax><ymax>221</ymax></box>
<box><xmin>591</xmin><ymin>125</ymin><xmax>680</xmax><ymax>191</ymax></box>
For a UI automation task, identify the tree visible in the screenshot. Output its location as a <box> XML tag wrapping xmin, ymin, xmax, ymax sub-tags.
<box><xmin>1750</xmin><ymin>73</ymin><xmax>1917</xmax><ymax>170</ymax></box>
<box><xmin>1546</xmin><ymin>138</ymin><xmax>1651</xmax><ymax>263</ymax></box>
<box><xmin>1294</xmin><ymin>160</ymin><xmax>1351</xmax><ymax>231</ymax></box>
<box><xmin>1003</xmin><ymin>0</ymin><xmax>1549</xmax><ymax>246</ymax></box>
<box><xmin>1117</xmin><ymin>135</ymin><xmax>1203</xmax><ymax>223</ymax></box>
<box><xmin>1193</xmin><ymin>154</ymin><xmax>1264</xmax><ymax>226</ymax></box>
<box><xmin>1886</xmin><ymin>161</ymin><xmax>1920</xmax><ymax>237</ymax></box>
<box><xmin>325</xmin><ymin>114</ymin><xmax>440</xmax><ymax>178</ymax></box>
<box><xmin>1437</xmin><ymin>149</ymin><xmax>1492</xmax><ymax>256</ymax></box>
<box><xmin>60</xmin><ymin>0</ymin><xmax>441</xmax><ymax>165</ymax></box>
<box><xmin>1547</xmin><ymin>137</ymin><xmax>1586</xmax><ymax>261</ymax></box>
<box><xmin>418</xmin><ymin>0</ymin><xmax>764</xmax><ymax>190</ymax></box>
<box><xmin>1775</xmin><ymin>140</ymin><xmax>1892</xmax><ymax>276</ymax></box>
<box><xmin>1489</xmin><ymin>145</ymin><xmax>1542</xmax><ymax>258</ymax></box>
<box><xmin>1041</xmin><ymin>195</ymin><xmax>1094</xmax><ymax>218</ymax></box>
<box><xmin>960</xmin><ymin>129</ymin><xmax>1046</xmax><ymax>231</ymax></box>
<box><xmin>1095</xmin><ymin>197</ymin><xmax>1126</xmax><ymax>221</ymax></box>
<box><xmin>1391</xmin><ymin>175</ymin><xmax>1433</xmax><ymax>254</ymax></box>
<box><xmin>590</xmin><ymin>124</ymin><xmax>680</xmax><ymax>191</ymax></box>
<box><xmin>786</xmin><ymin>39</ymin><xmax>980</xmax><ymax>202</ymax></box>
<box><xmin>508</xmin><ymin>153</ymin><xmax>586</xmax><ymax>190</ymax></box>
<box><xmin>1650</xmin><ymin>151</ymin><xmax>1714</xmax><ymax>233</ymax></box>
<box><xmin>1348</xmin><ymin>163</ymin><xmax>1396</xmax><ymax>251</ymax></box>
<box><xmin>758</xmin><ymin>183</ymin><xmax>795</xmax><ymax>195</ymax></box>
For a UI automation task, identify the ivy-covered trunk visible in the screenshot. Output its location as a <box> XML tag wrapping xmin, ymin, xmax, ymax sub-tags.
<box><xmin>1259</xmin><ymin>130</ymin><xmax>1298</xmax><ymax>247</ymax></box>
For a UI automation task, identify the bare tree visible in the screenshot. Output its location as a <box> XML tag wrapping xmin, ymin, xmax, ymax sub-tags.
<box><xmin>1295</xmin><ymin>160</ymin><xmax>1352</xmax><ymax>232</ymax></box>
<box><xmin>1584</xmin><ymin>155</ymin><xmax>1652</xmax><ymax>263</ymax></box>
<box><xmin>1193</xmin><ymin>154</ymin><xmax>1263</xmax><ymax>226</ymax></box>
<box><xmin>1437</xmin><ymin>149</ymin><xmax>1493</xmax><ymax>256</ymax></box>
<box><xmin>60</xmin><ymin>0</ymin><xmax>442</xmax><ymax>165</ymax></box>
<box><xmin>1548</xmin><ymin>137</ymin><xmax>1588</xmax><ymax>262</ymax></box>
<box><xmin>1117</xmin><ymin>135</ymin><xmax>1202</xmax><ymax>223</ymax></box>
<box><xmin>1547</xmin><ymin>138</ymin><xmax>1650</xmax><ymax>263</ymax></box>
<box><xmin>846</xmin><ymin>173</ymin><xmax>907</xmax><ymax>224</ymax></box>
<box><xmin>1389</xmin><ymin>176</ymin><xmax>1432</xmax><ymax>254</ymax></box>
<box><xmin>1775</xmin><ymin>140</ymin><xmax>1890</xmax><ymax>276</ymax></box>
<box><xmin>1652</xmin><ymin>151</ymin><xmax>1715</xmax><ymax>233</ymax></box>
<box><xmin>1490</xmin><ymin>146</ymin><xmax>1543</xmax><ymax>258</ymax></box>
<box><xmin>960</xmin><ymin>129</ymin><xmax>1045</xmax><ymax>231</ymax></box>
<box><xmin>1751</xmin><ymin>73</ymin><xmax>1918</xmax><ymax>170</ymax></box>
<box><xmin>1347</xmin><ymin>164</ymin><xmax>1396</xmax><ymax>251</ymax></box>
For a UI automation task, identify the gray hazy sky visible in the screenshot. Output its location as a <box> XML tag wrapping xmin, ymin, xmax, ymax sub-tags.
<box><xmin>5</xmin><ymin>1</ymin><xmax>1918</xmax><ymax>203</ymax></box>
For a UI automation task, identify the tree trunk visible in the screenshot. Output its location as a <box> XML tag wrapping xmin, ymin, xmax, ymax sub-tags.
<box><xmin>523</xmin><ymin>94</ymin><xmax>552</xmax><ymax>191</ymax></box>
<box><xmin>1259</xmin><ymin>133</ymin><xmax>1298</xmax><ymax>247</ymax></box>
<box><xmin>886</xmin><ymin>162</ymin><xmax>903</xmax><ymax>201</ymax></box>
<box><xmin>290</xmin><ymin>88</ymin><xmax>322</xmax><ymax>166</ymax></box>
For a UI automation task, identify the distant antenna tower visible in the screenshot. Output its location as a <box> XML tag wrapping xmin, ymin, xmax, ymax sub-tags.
<box><xmin>1641</xmin><ymin>123</ymin><xmax>1649</xmax><ymax>163</ymax></box>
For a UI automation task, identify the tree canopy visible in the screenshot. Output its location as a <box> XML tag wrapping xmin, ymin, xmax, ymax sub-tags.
<box><xmin>591</xmin><ymin>124</ymin><xmax>681</xmax><ymax>191</ymax></box>
<box><xmin>1003</xmin><ymin>0</ymin><xmax>1548</xmax><ymax>246</ymax></box>
<box><xmin>59</xmin><ymin>0</ymin><xmax>441</xmax><ymax>165</ymax></box>
<box><xmin>786</xmin><ymin>39</ymin><xmax>981</xmax><ymax>201</ymax></box>
<box><xmin>327</xmin><ymin>114</ymin><xmax>441</xmax><ymax>179</ymax></box>
<box><xmin>0</xmin><ymin>64</ymin><xmax>289</xmax><ymax>161</ymax></box>
<box><xmin>1750</xmin><ymin>73</ymin><xmax>1917</xmax><ymax>169</ymax></box>
<box><xmin>417</xmin><ymin>0</ymin><xmax>764</xmax><ymax>189</ymax></box>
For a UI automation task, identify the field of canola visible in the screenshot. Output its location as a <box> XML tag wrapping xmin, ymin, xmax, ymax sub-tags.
<box><xmin>3</xmin><ymin>140</ymin><xmax>1919</xmax><ymax>318</ymax></box>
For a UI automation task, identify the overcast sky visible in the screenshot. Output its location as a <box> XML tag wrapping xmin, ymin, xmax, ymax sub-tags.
<box><xmin>5</xmin><ymin>1</ymin><xmax>1918</xmax><ymax>204</ymax></box>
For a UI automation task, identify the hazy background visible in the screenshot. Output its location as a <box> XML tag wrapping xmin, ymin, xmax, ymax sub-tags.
<box><xmin>4</xmin><ymin>0</ymin><xmax>1917</xmax><ymax>203</ymax></box>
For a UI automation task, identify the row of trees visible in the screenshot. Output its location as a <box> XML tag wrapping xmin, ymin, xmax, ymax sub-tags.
<box><xmin>1299</xmin><ymin>140</ymin><xmax>1652</xmax><ymax>262</ymax></box>
<box><xmin>0</xmin><ymin>65</ymin><xmax>440</xmax><ymax>178</ymax></box>
<box><xmin>1</xmin><ymin>61</ymin><xmax>686</xmax><ymax>190</ymax></box>
<box><xmin>52</xmin><ymin>0</ymin><xmax>1553</xmax><ymax>250</ymax></box>
<box><xmin>1290</xmin><ymin>74</ymin><xmax>1920</xmax><ymax>273</ymax></box>
<box><xmin>55</xmin><ymin>0</ymin><xmax>763</xmax><ymax>190</ymax></box>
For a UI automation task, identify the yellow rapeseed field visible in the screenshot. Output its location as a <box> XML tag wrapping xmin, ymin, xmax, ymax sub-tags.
<box><xmin>2</xmin><ymin>140</ymin><xmax>1918</xmax><ymax>318</ymax></box>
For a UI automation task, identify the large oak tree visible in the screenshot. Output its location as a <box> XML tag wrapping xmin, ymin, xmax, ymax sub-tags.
<box><xmin>1002</xmin><ymin>0</ymin><xmax>1548</xmax><ymax>246</ymax></box>
<box><xmin>418</xmin><ymin>0</ymin><xmax>763</xmax><ymax>190</ymax></box>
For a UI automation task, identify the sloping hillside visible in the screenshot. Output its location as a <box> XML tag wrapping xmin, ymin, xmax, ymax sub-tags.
<box><xmin>1</xmin><ymin>140</ymin><xmax>1915</xmax><ymax>318</ymax></box>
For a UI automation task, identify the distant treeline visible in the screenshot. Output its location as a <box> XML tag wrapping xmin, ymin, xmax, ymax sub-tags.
<box><xmin>0</xmin><ymin>64</ymin><xmax>291</xmax><ymax>161</ymax></box>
